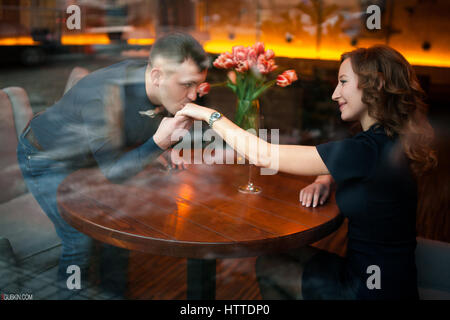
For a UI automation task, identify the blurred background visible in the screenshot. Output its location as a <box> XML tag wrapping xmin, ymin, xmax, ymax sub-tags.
<box><xmin>0</xmin><ymin>0</ymin><xmax>449</xmax><ymax>299</ymax></box>
<box><xmin>1</xmin><ymin>0</ymin><xmax>449</xmax><ymax>141</ymax></box>
<box><xmin>1</xmin><ymin>0</ymin><xmax>449</xmax><ymax>143</ymax></box>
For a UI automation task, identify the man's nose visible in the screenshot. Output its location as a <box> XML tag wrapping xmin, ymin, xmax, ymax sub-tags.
<box><xmin>187</xmin><ymin>87</ymin><xmax>197</xmax><ymax>101</ymax></box>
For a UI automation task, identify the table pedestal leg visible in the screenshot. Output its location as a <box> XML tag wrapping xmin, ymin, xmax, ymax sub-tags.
<box><xmin>187</xmin><ymin>258</ymin><xmax>216</xmax><ymax>300</ymax></box>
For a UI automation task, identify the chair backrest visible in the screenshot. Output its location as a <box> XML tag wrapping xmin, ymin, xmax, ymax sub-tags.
<box><xmin>64</xmin><ymin>67</ymin><xmax>89</xmax><ymax>94</ymax></box>
<box><xmin>416</xmin><ymin>237</ymin><xmax>450</xmax><ymax>299</ymax></box>
<box><xmin>0</xmin><ymin>66</ymin><xmax>89</xmax><ymax>204</ymax></box>
<box><xmin>0</xmin><ymin>88</ymin><xmax>33</xmax><ymax>203</ymax></box>
<box><xmin>3</xmin><ymin>87</ymin><xmax>33</xmax><ymax>137</ymax></box>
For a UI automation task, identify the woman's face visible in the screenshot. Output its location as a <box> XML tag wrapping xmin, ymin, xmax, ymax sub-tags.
<box><xmin>332</xmin><ymin>58</ymin><xmax>368</xmax><ymax>122</ymax></box>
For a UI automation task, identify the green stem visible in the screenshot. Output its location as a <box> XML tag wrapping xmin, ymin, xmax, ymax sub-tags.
<box><xmin>251</xmin><ymin>79</ymin><xmax>277</xmax><ymax>100</ymax></box>
<box><xmin>210</xmin><ymin>81</ymin><xmax>228</xmax><ymax>88</ymax></box>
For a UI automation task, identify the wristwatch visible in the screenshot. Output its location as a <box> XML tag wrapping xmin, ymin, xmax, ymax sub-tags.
<box><xmin>208</xmin><ymin>111</ymin><xmax>222</xmax><ymax>128</ymax></box>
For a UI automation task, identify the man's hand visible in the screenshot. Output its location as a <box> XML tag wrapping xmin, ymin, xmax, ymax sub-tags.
<box><xmin>156</xmin><ymin>150</ymin><xmax>188</xmax><ymax>171</ymax></box>
<box><xmin>299</xmin><ymin>175</ymin><xmax>334</xmax><ymax>208</ymax></box>
<box><xmin>153</xmin><ymin>115</ymin><xmax>193</xmax><ymax>150</ymax></box>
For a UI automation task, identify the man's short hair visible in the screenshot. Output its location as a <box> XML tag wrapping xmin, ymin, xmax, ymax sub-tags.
<box><xmin>149</xmin><ymin>32</ymin><xmax>209</xmax><ymax>71</ymax></box>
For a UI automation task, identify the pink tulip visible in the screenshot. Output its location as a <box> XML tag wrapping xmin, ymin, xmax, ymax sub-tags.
<box><xmin>253</xmin><ymin>42</ymin><xmax>265</xmax><ymax>55</ymax></box>
<box><xmin>214</xmin><ymin>43</ymin><xmax>280</xmax><ymax>75</ymax></box>
<box><xmin>227</xmin><ymin>71</ymin><xmax>237</xmax><ymax>84</ymax></box>
<box><xmin>276</xmin><ymin>74</ymin><xmax>290</xmax><ymax>87</ymax></box>
<box><xmin>256</xmin><ymin>55</ymin><xmax>277</xmax><ymax>74</ymax></box>
<box><xmin>212</xmin><ymin>43</ymin><xmax>298</xmax><ymax>103</ymax></box>
<box><xmin>232</xmin><ymin>46</ymin><xmax>248</xmax><ymax>62</ymax></box>
<box><xmin>213</xmin><ymin>52</ymin><xmax>236</xmax><ymax>69</ymax></box>
<box><xmin>283</xmin><ymin>69</ymin><xmax>298</xmax><ymax>82</ymax></box>
<box><xmin>197</xmin><ymin>82</ymin><xmax>210</xmax><ymax>97</ymax></box>
<box><xmin>268</xmin><ymin>59</ymin><xmax>278</xmax><ymax>72</ymax></box>
<box><xmin>224</xmin><ymin>51</ymin><xmax>233</xmax><ymax>59</ymax></box>
<box><xmin>276</xmin><ymin>70</ymin><xmax>298</xmax><ymax>87</ymax></box>
<box><xmin>223</xmin><ymin>57</ymin><xmax>236</xmax><ymax>69</ymax></box>
<box><xmin>236</xmin><ymin>60</ymin><xmax>249</xmax><ymax>73</ymax></box>
<box><xmin>257</xmin><ymin>62</ymin><xmax>268</xmax><ymax>74</ymax></box>
<box><xmin>247</xmin><ymin>48</ymin><xmax>258</xmax><ymax>67</ymax></box>
<box><xmin>213</xmin><ymin>59</ymin><xmax>222</xmax><ymax>69</ymax></box>
<box><xmin>264</xmin><ymin>49</ymin><xmax>275</xmax><ymax>60</ymax></box>
<box><xmin>213</xmin><ymin>56</ymin><xmax>224</xmax><ymax>68</ymax></box>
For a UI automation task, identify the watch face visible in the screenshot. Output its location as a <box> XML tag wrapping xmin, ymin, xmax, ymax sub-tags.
<box><xmin>209</xmin><ymin>112</ymin><xmax>222</xmax><ymax>127</ymax></box>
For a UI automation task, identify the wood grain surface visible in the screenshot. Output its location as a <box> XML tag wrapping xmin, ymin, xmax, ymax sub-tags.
<box><xmin>58</xmin><ymin>163</ymin><xmax>342</xmax><ymax>259</ymax></box>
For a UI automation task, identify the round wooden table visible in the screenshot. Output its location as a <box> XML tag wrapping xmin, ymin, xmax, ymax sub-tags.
<box><xmin>57</xmin><ymin>163</ymin><xmax>342</xmax><ymax>299</ymax></box>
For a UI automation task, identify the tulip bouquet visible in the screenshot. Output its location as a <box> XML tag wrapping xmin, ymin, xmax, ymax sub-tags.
<box><xmin>195</xmin><ymin>42</ymin><xmax>297</xmax><ymax>194</ymax></box>
<box><xmin>206</xmin><ymin>42</ymin><xmax>298</xmax><ymax>130</ymax></box>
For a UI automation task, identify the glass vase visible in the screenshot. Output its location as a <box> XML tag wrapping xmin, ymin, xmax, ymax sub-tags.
<box><xmin>236</xmin><ymin>99</ymin><xmax>262</xmax><ymax>194</ymax></box>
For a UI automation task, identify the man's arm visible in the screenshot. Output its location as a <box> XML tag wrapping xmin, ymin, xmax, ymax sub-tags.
<box><xmin>82</xmin><ymin>100</ymin><xmax>192</xmax><ymax>183</ymax></box>
<box><xmin>100</xmin><ymin>136</ymin><xmax>165</xmax><ymax>183</ymax></box>
<box><xmin>103</xmin><ymin>115</ymin><xmax>193</xmax><ymax>182</ymax></box>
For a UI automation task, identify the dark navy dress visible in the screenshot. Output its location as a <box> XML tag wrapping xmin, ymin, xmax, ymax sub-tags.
<box><xmin>301</xmin><ymin>124</ymin><xmax>419</xmax><ymax>300</ymax></box>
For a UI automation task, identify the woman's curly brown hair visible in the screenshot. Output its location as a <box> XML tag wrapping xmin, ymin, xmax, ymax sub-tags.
<box><xmin>341</xmin><ymin>45</ymin><xmax>438</xmax><ymax>177</ymax></box>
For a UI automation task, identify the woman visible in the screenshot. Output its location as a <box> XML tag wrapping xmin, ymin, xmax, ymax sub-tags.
<box><xmin>177</xmin><ymin>45</ymin><xmax>437</xmax><ymax>299</ymax></box>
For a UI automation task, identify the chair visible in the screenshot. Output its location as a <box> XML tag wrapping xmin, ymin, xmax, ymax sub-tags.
<box><xmin>64</xmin><ymin>67</ymin><xmax>89</xmax><ymax>94</ymax></box>
<box><xmin>0</xmin><ymin>65</ymin><xmax>90</xmax><ymax>261</ymax></box>
<box><xmin>0</xmin><ymin>87</ymin><xmax>62</xmax><ymax>294</ymax></box>
<box><xmin>0</xmin><ymin>88</ymin><xmax>31</xmax><ymax>203</ymax></box>
<box><xmin>416</xmin><ymin>237</ymin><xmax>450</xmax><ymax>300</ymax></box>
<box><xmin>1</xmin><ymin>68</ymin><xmax>91</xmax><ymax>296</ymax></box>
<box><xmin>0</xmin><ymin>88</ymin><xmax>61</xmax><ymax>264</ymax></box>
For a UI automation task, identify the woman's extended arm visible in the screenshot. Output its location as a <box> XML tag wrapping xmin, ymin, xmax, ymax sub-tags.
<box><xmin>176</xmin><ymin>103</ymin><xmax>330</xmax><ymax>176</ymax></box>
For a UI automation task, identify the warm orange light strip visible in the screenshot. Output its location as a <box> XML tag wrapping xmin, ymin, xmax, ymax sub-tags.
<box><xmin>203</xmin><ymin>40</ymin><xmax>342</xmax><ymax>61</ymax></box>
<box><xmin>127</xmin><ymin>38</ymin><xmax>155</xmax><ymax>46</ymax></box>
<box><xmin>203</xmin><ymin>40</ymin><xmax>450</xmax><ymax>68</ymax></box>
<box><xmin>405</xmin><ymin>56</ymin><xmax>450</xmax><ymax>68</ymax></box>
<box><xmin>2</xmin><ymin>35</ymin><xmax>447</xmax><ymax>68</ymax></box>
<box><xmin>0</xmin><ymin>36</ymin><xmax>39</xmax><ymax>46</ymax></box>
<box><xmin>61</xmin><ymin>34</ymin><xmax>110</xmax><ymax>45</ymax></box>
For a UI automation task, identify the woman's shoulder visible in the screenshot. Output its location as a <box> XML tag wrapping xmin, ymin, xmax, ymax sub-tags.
<box><xmin>356</xmin><ymin>123</ymin><xmax>385</xmax><ymax>137</ymax></box>
<box><xmin>353</xmin><ymin>123</ymin><xmax>396</xmax><ymax>148</ymax></box>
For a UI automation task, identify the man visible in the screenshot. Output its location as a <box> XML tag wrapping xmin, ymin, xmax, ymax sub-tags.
<box><xmin>16</xmin><ymin>32</ymin><xmax>209</xmax><ymax>298</ymax></box>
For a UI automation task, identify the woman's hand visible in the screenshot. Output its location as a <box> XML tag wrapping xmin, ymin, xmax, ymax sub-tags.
<box><xmin>299</xmin><ymin>175</ymin><xmax>333</xmax><ymax>208</ymax></box>
<box><xmin>176</xmin><ymin>103</ymin><xmax>215</xmax><ymax>122</ymax></box>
